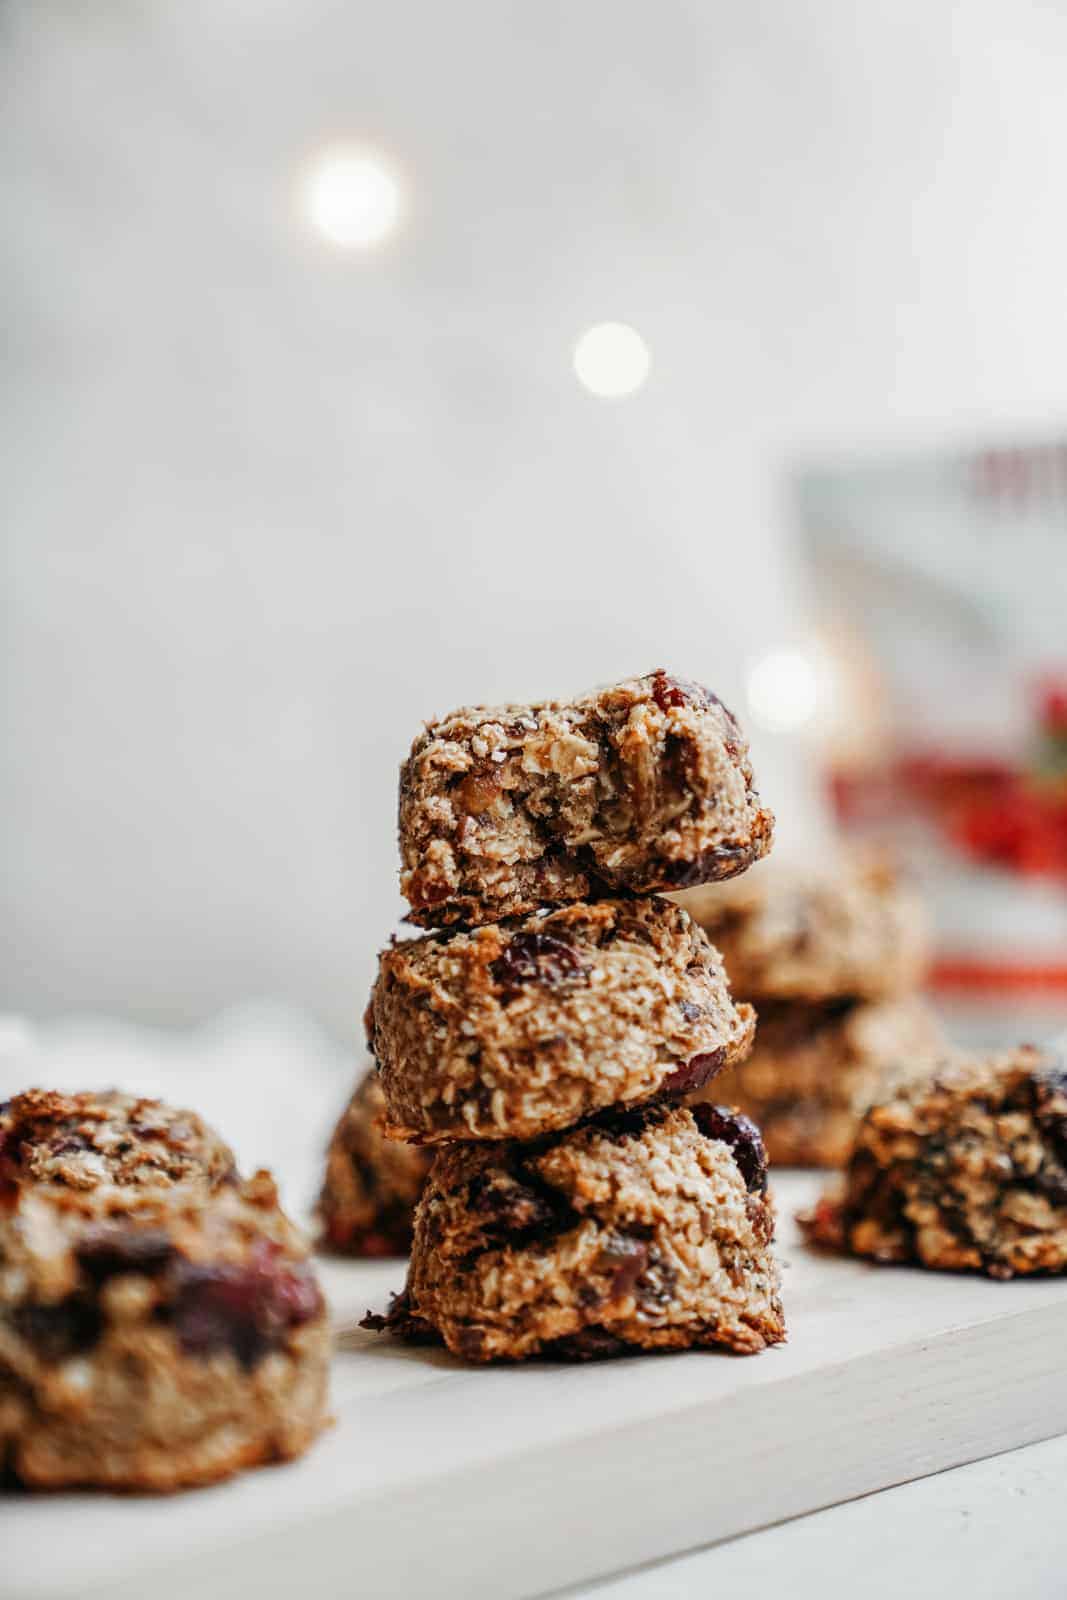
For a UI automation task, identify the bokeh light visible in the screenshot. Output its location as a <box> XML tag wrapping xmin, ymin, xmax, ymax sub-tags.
<box><xmin>301</xmin><ymin>146</ymin><xmax>404</xmax><ymax>250</ymax></box>
<box><xmin>573</xmin><ymin>323</ymin><xmax>651</xmax><ymax>398</ymax></box>
<box><xmin>747</xmin><ymin>648</ymin><xmax>820</xmax><ymax>733</ymax></box>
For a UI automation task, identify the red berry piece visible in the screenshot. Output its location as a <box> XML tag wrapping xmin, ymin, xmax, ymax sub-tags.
<box><xmin>693</xmin><ymin>1104</ymin><xmax>768</xmax><ymax>1193</ymax></box>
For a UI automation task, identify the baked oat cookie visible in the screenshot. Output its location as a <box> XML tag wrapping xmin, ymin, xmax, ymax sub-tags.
<box><xmin>369</xmin><ymin>897</ymin><xmax>756</xmax><ymax>1144</ymax></box>
<box><xmin>399</xmin><ymin>669</ymin><xmax>773</xmax><ymax>927</ymax></box>
<box><xmin>681</xmin><ymin>858</ymin><xmax>928</xmax><ymax>1004</ymax></box>
<box><xmin>800</xmin><ymin>1046</ymin><xmax>1067</xmax><ymax>1277</ymax></box>
<box><xmin>0</xmin><ymin>1091</ymin><xmax>329</xmax><ymax>1490</ymax></box>
<box><xmin>318</xmin><ymin>1068</ymin><xmax>431</xmax><ymax>1256</ymax></box>
<box><xmin>364</xmin><ymin>1101</ymin><xmax>784</xmax><ymax>1361</ymax></box>
<box><xmin>691</xmin><ymin>995</ymin><xmax>945</xmax><ymax>1168</ymax></box>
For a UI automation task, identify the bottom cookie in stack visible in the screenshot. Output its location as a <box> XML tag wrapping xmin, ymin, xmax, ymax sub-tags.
<box><xmin>318</xmin><ymin>1068</ymin><xmax>432</xmax><ymax>1257</ymax></box>
<box><xmin>364</xmin><ymin>1100</ymin><xmax>784</xmax><ymax>1362</ymax></box>
<box><xmin>689</xmin><ymin>994</ymin><xmax>945</xmax><ymax>1168</ymax></box>
<box><xmin>800</xmin><ymin>1046</ymin><xmax>1067</xmax><ymax>1279</ymax></box>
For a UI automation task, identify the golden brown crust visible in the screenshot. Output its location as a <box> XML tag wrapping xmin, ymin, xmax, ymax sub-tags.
<box><xmin>366</xmin><ymin>1103</ymin><xmax>784</xmax><ymax>1361</ymax></box>
<box><xmin>799</xmin><ymin>1047</ymin><xmax>1067</xmax><ymax>1277</ymax></box>
<box><xmin>399</xmin><ymin>670</ymin><xmax>773</xmax><ymax>927</ymax></box>
<box><xmin>317</xmin><ymin>1069</ymin><xmax>432</xmax><ymax>1256</ymax></box>
<box><xmin>681</xmin><ymin>858</ymin><xmax>929</xmax><ymax>1004</ymax></box>
<box><xmin>369</xmin><ymin>897</ymin><xmax>755</xmax><ymax>1143</ymax></box>
<box><xmin>693</xmin><ymin>996</ymin><xmax>946</xmax><ymax>1168</ymax></box>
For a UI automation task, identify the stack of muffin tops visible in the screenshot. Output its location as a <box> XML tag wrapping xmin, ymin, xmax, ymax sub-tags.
<box><xmin>681</xmin><ymin>859</ymin><xmax>943</xmax><ymax>1167</ymax></box>
<box><xmin>351</xmin><ymin>670</ymin><xmax>786</xmax><ymax>1361</ymax></box>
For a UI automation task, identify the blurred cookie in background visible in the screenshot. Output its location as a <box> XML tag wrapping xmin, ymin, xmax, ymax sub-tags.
<box><xmin>680</xmin><ymin>857</ymin><xmax>941</xmax><ymax>1167</ymax></box>
<box><xmin>1</xmin><ymin>1090</ymin><xmax>329</xmax><ymax>1490</ymax></box>
<box><xmin>800</xmin><ymin>1045</ymin><xmax>1067</xmax><ymax>1277</ymax></box>
<box><xmin>318</xmin><ymin>1067</ymin><xmax>432</xmax><ymax>1257</ymax></box>
<box><xmin>688</xmin><ymin>994</ymin><xmax>945</xmax><ymax>1168</ymax></box>
<box><xmin>680</xmin><ymin>855</ymin><xmax>930</xmax><ymax>1006</ymax></box>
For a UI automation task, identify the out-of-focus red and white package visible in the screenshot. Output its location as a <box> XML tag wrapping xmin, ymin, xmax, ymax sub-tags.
<box><xmin>796</xmin><ymin>440</ymin><xmax>1067</xmax><ymax>1042</ymax></box>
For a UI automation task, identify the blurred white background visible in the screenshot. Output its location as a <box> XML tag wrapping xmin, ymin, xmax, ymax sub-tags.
<box><xmin>4</xmin><ymin>0</ymin><xmax>1066</xmax><ymax>1040</ymax></box>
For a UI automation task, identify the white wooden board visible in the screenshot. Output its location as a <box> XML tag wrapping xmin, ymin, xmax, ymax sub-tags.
<box><xmin>7</xmin><ymin>1173</ymin><xmax>1067</xmax><ymax>1600</ymax></box>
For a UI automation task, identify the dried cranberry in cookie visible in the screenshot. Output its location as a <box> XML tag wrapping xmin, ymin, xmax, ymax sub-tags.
<box><xmin>691</xmin><ymin>1104</ymin><xmax>768</xmax><ymax>1194</ymax></box>
<box><xmin>166</xmin><ymin>1241</ymin><xmax>323</xmax><ymax>1371</ymax></box>
<box><xmin>399</xmin><ymin>669</ymin><xmax>773</xmax><ymax>927</ymax></box>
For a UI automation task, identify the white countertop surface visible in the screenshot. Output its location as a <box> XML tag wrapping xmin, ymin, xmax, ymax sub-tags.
<box><xmin>567</xmin><ymin>1432</ymin><xmax>1067</xmax><ymax>1600</ymax></box>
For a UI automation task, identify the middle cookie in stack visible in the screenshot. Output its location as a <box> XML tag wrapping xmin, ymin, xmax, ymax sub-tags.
<box><xmin>363</xmin><ymin>669</ymin><xmax>786</xmax><ymax>1361</ymax></box>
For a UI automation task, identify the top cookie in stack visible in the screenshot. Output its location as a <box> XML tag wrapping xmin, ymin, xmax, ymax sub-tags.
<box><xmin>364</xmin><ymin>671</ymin><xmax>785</xmax><ymax>1362</ymax></box>
<box><xmin>398</xmin><ymin>668</ymin><xmax>773</xmax><ymax>927</ymax></box>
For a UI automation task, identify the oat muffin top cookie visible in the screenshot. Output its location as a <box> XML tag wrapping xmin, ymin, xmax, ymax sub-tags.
<box><xmin>365</xmin><ymin>1100</ymin><xmax>783</xmax><ymax>1362</ymax></box>
<box><xmin>368</xmin><ymin>896</ymin><xmax>755</xmax><ymax>1143</ymax></box>
<box><xmin>1</xmin><ymin>1163</ymin><xmax>329</xmax><ymax>1491</ymax></box>
<box><xmin>399</xmin><ymin>669</ymin><xmax>773</xmax><ymax>927</ymax></box>
<box><xmin>801</xmin><ymin>1046</ymin><xmax>1067</xmax><ymax>1278</ymax></box>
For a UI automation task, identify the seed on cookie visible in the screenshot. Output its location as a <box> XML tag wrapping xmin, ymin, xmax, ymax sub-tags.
<box><xmin>800</xmin><ymin>1046</ymin><xmax>1067</xmax><ymax>1277</ymax></box>
<box><xmin>363</xmin><ymin>1101</ymin><xmax>785</xmax><ymax>1361</ymax></box>
<box><xmin>399</xmin><ymin>669</ymin><xmax>773</xmax><ymax>927</ymax></box>
<box><xmin>368</xmin><ymin>896</ymin><xmax>756</xmax><ymax>1144</ymax></box>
